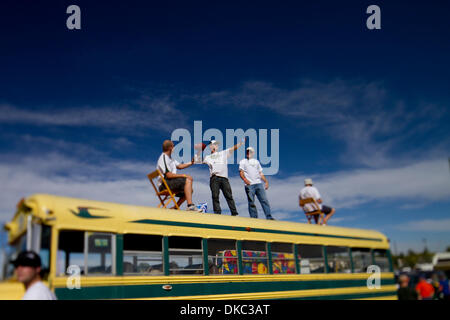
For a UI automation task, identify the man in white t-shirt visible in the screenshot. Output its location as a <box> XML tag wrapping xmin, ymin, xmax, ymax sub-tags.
<box><xmin>11</xmin><ymin>251</ymin><xmax>56</xmax><ymax>300</ymax></box>
<box><xmin>299</xmin><ymin>178</ymin><xmax>335</xmax><ymax>225</ymax></box>
<box><xmin>195</xmin><ymin>139</ymin><xmax>244</xmax><ymax>215</ymax></box>
<box><xmin>239</xmin><ymin>147</ymin><xmax>274</xmax><ymax>220</ymax></box>
<box><xmin>157</xmin><ymin>140</ymin><xmax>198</xmax><ymax>211</ymax></box>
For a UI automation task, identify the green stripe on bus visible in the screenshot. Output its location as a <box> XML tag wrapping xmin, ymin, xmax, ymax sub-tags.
<box><xmin>130</xmin><ymin>219</ymin><xmax>383</xmax><ymax>242</ymax></box>
<box><xmin>54</xmin><ymin>278</ymin><xmax>395</xmax><ymax>300</ymax></box>
<box><xmin>237</xmin><ymin>240</ymin><xmax>243</xmax><ymax>275</ymax></box>
<box><xmin>267</xmin><ymin>242</ymin><xmax>273</xmax><ymax>275</ymax></box>
<box><xmin>294</xmin><ymin>244</ymin><xmax>300</xmax><ymax>274</ymax></box>
<box><xmin>163</xmin><ymin>236</ymin><xmax>169</xmax><ymax>276</ymax></box>
<box><xmin>116</xmin><ymin>234</ymin><xmax>123</xmax><ymax>276</ymax></box>
<box><xmin>202</xmin><ymin>239</ymin><xmax>209</xmax><ymax>276</ymax></box>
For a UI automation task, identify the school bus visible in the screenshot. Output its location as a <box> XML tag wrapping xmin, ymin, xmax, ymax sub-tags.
<box><xmin>0</xmin><ymin>193</ymin><xmax>397</xmax><ymax>300</ymax></box>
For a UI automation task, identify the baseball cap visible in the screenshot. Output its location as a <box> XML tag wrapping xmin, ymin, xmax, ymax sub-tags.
<box><xmin>304</xmin><ymin>178</ymin><xmax>313</xmax><ymax>186</ymax></box>
<box><xmin>210</xmin><ymin>140</ymin><xmax>220</xmax><ymax>145</ymax></box>
<box><xmin>246</xmin><ymin>147</ymin><xmax>255</xmax><ymax>153</ymax></box>
<box><xmin>10</xmin><ymin>251</ymin><xmax>41</xmax><ymax>268</ymax></box>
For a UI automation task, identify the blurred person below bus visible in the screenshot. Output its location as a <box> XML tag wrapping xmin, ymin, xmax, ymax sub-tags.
<box><xmin>397</xmin><ymin>274</ymin><xmax>418</xmax><ymax>300</ymax></box>
<box><xmin>415</xmin><ymin>275</ymin><xmax>435</xmax><ymax>300</ymax></box>
<box><xmin>11</xmin><ymin>251</ymin><xmax>56</xmax><ymax>300</ymax></box>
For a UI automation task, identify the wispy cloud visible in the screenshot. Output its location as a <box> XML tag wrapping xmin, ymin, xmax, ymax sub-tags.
<box><xmin>193</xmin><ymin>79</ymin><xmax>449</xmax><ymax>168</ymax></box>
<box><xmin>1</xmin><ymin>149</ymin><xmax>448</xmax><ymax>225</ymax></box>
<box><xmin>0</xmin><ymin>94</ymin><xmax>184</xmax><ymax>133</ymax></box>
<box><xmin>396</xmin><ymin>218</ymin><xmax>450</xmax><ymax>232</ymax></box>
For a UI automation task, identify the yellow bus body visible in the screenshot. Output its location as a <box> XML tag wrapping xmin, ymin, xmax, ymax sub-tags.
<box><xmin>0</xmin><ymin>194</ymin><xmax>397</xmax><ymax>300</ymax></box>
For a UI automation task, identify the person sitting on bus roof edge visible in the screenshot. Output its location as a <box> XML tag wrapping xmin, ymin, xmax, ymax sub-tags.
<box><xmin>299</xmin><ymin>178</ymin><xmax>335</xmax><ymax>225</ymax></box>
<box><xmin>157</xmin><ymin>140</ymin><xmax>198</xmax><ymax>211</ymax></box>
<box><xmin>239</xmin><ymin>146</ymin><xmax>274</xmax><ymax>220</ymax></box>
<box><xmin>11</xmin><ymin>251</ymin><xmax>57</xmax><ymax>300</ymax></box>
<box><xmin>194</xmin><ymin>139</ymin><xmax>244</xmax><ymax>216</ymax></box>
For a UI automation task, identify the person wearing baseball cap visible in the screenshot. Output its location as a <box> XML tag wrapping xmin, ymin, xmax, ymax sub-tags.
<box><xmin>194</xmin><ymin>138</ymin><xmax>245</xmax><ymax>216</ymax></box>
<box><xmin>299</xmin><ymin>178</ymin><xmax>335</xmax><ymax>225</ymax></box>
<box><xmin>239</xmin><ymin>147</ymin><xmax>274</xmax><ymax>220</ymax></box>
<box><xmin>11</xmin><ymin>250</ymin><xmax>56</xmax><ymax>300</ymax></box>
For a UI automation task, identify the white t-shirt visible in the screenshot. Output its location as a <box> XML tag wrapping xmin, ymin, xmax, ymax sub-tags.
<box><xmin>22</xmin><ymin>281</ymin><xmax>57</xmax><ymax>300</ymax></box>
<box><xmin>197</xmin><ymin>148</ymin><xmax>233</xmax><ymax>178</ymax></box>
<box><xmin>299</xmin><ymin>186</ymin><xmax>322</xmax><ymax>212</ymax></box>
<box><xmin>239</xmin><ymin>158</ymin><xmax>263</xmax><ymax>185</ymax></box>
<box><xmin>156</xmin><ymin>153</ymin><xmax>180</xmax><ymax>186</ymax></box>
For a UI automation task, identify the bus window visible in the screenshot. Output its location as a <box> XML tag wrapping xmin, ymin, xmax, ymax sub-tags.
<box><xmin>39</xmin><ymin>225</ymin><xmax>51</xmax><ymax>279</ymax></box>
<box><xmin>297</xmin><ymin>244</ymin><xmax>325</xmax><ymax>274</ymax></box>
<box><xmin>207</xmin><ymin>239</ymin><xmax>238</xmax><ymax>275</ymax></box>
<box><xmin>57</xmin><ymin>231</ymin><xmax>85</xmax><ymax>276</ymax></box>
<box><xmin>86</xmin><ymin>232</ymin><xmax>114</xmax><ymax>275</ymax></box>
<box><xmin>351</xmin><ymin>248</ymin><xmax>372</xmax><ymax>273</ymax></box>
<box><xmin>374</xmin><ymin>249</ymin><xmax>390</xmax><ymax>272</ymax></box>
<box><xmin>57</xmin><ymin>231</ymin><xmax>114</xmax><ymax>276</ymax></box>
<box><xmin>327</xmin><ymin>246</ymin><xmax>351</xmax><ymax>273</ymax></box>
<box><xmin>271</xmin><ymin>243</ymin><xmax>295</xmax><ymax>274</ymax></box>
<box><xmin>169</xmin><ymin>237</ymin><xmax>203</xmax><ymax>275</ymax></box>
<box><xmin>241</xmin><ymin>241</ymin><xmax>268</xmax><ymax>275</ymax></box>
<box><xmin>123</xmin><ymin>234</ymin><xmax>163</xmax><ymax>276</ymax></box>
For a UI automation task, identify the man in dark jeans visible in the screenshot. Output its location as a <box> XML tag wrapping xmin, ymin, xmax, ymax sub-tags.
<box><xmin>195</xmin><ymin>139</ymin><xmax>244</xmax><ymax>215</ymax></box>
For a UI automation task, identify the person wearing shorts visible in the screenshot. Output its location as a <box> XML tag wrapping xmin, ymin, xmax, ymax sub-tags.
<box><xmin>299</xmin><ymin>178</ymin><xmax>336</xmax><ymax>225</ymax></box>
<box><xmin>157</xmin><ymin>140</ymin><xmax>197</xmax><ymax>211</ymax></box>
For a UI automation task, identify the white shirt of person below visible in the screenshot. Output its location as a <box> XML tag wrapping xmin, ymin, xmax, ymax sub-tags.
<box><xmin>299</xmin><ymin>178</ymin><xmax>336</xmax><ymax>225</ymax></box>
<box><xmin>11</xmin><ymin>251</ymin><xmax>57</xmax><ymax>300</ymax></box>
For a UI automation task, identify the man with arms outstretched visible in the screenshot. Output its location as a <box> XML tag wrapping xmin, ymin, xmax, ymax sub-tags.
<box><xmin>195</xmin><ymin>139</ymin><xmax>244</xmax><ymax>216</ymax></box>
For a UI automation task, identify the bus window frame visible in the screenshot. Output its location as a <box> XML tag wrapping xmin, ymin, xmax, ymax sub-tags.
<box><xmin>56</xmin><ymin>230</ymin><xmax>116</xmax><ymax>277</ymax></box>
<box><xmin>269</xmin><ymin>242</ymin><xmax>296</xmax><ymax>275</ymax></box>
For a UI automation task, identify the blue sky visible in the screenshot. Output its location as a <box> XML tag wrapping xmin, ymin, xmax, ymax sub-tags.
<box><xmin>0</xmin><ymin>0</ymin><xmax>449</xmax><ymax>254</ymax></box>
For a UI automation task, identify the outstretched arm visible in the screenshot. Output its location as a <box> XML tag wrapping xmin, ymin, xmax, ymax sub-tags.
<box><xmin>227</xmin><ymin>138</ymin><xmax>246</xmax><ymax>156</ymax></box>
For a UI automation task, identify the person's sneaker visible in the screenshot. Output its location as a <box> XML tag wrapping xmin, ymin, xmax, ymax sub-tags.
<box><xmin>186</xmin><ymin>204</ymin><xmax>197</xmax><ymax>211</ymax></box>
<box><xmin>187</xmin><ymin>204</ymin><xmax>203</xmax><ymax>212</ymax></box>
<box><xmin>267</xmin><ymin>217</ymin><xmax>275</xmax><ymax>220</ymax></box>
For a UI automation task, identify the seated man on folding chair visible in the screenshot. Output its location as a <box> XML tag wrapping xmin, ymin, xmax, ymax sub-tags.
<box><xmin>299</xmin><ymin>178</ymin><xmax>335</xmax><ymax>225</ymax></box>
<box><xmin>157</xmin><ymin>140</ymin><xmax>198</xmax><ymax>211</ymax></box>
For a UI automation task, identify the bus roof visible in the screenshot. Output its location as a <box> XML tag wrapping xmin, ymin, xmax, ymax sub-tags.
<box><xmin>5</xmin><ymin>193</ymin><xmax>390</xmax><ymax>249</ymax></box>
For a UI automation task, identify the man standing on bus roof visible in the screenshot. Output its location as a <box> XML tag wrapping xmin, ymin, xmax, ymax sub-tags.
<box><xmin>299</xmin><ymin>178</ymin><xmax>335</xmax><ymax>225</ymax></box>
<box><xmin>157</xmin><ymin>140</ymin><xmax>198</xmax><ymax>211</ymax></box>
<box><xmin>239</xmin><ymin>147</ymin><xmax>274</xmax><ymax>220</ymax></box>
<box><xmin>11</xmin><ymin>251</ymin><xmax>57</xmax><ymax>300</ymax></box>
<box><xmin>194</xmin><ymin>139</ymin><xmax>244</xmax><ymax>216</ymax></box>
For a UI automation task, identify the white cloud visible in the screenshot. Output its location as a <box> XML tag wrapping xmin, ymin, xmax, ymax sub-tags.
<box><xmin>0</xmin><ymin>95</ymin><xmax>184</xmax><ymax>133</ymax></box>
<box><xmin>396</xmin><ymin>218</ymin><xmax>450</xmax><ymax>232</ymax></box>
<box><xmin>194</xmin><ymin>79</ymin><xmax>448</xmax><ymax>168</ymax></box>
<box><xmin>1</xmin><ymin>151</ymin><xmax>448</xmax><ymax>225</ymax></box>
